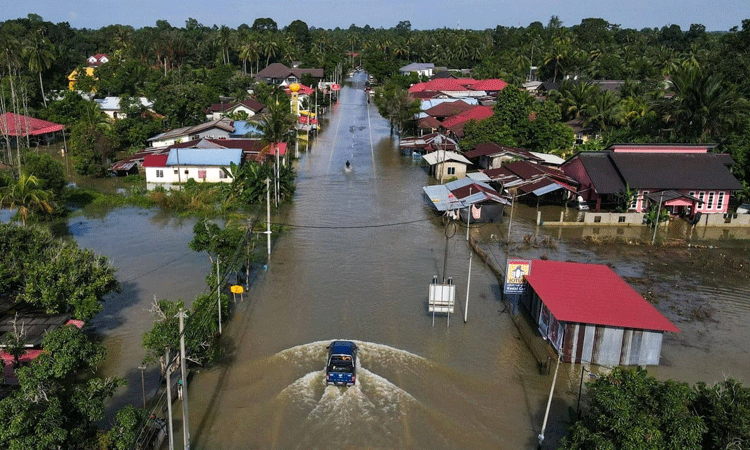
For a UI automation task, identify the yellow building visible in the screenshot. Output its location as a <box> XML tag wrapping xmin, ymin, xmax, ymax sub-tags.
<box><xmin>68</xmin><ymin>67</ymin><xmax>97</xmax><ymax>91</ymax></box>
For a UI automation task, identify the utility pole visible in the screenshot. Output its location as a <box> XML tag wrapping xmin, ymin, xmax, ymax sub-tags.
<box><xmin>275</xmin><ymin>143</ymin><xmax>279</xmax><ymax>207</ymax></box>
<box><xmin>178</xmin><ymin>310</ymin><xmax>190</xmax><ymax>450</ymax></box>
<box><xmin>176</xmin><ymin>148</ymin><xmax>182</xmax><ymax>191</ymax></box>
<box><xmin>538</xmin><ymin>354</ymin><xmax>561</xmax><ymax>449</ymax></box>
<box><xmin>507</xmin><ymin>191</ymin><xmax>516</xmax><ymax>245</ymax></box>
<box><xmin>651</xmin><ymin>192</ymin><xmax>664</xmax><ymax>245</ymax></box>
<box><xmin>216</xmin><ymin>256</ymin><xmax>222</xmax><ymax>335</ymax></box>
<box><xmin>266</xmin><ymin>177</ymin><xmax>271</xmax><ymax>257</ymax></box>
<box><xmin>251</xmin><ymin>217</ymin><xmax>253</xmax><ymax>290</ymax></box>
<box><xmin>466</xmin><ymin>187</ymin><xmax>472</xmax><ymax>241</ymax></box>
<box><xmin>464</xmin><ymin>248</ymin><xmax>472</xmax><ymax>323</ymax></box>
<box><xmin>165</xmin><ymin>349</ymin><xmax>175</xmax><ymax>450</ymax></box>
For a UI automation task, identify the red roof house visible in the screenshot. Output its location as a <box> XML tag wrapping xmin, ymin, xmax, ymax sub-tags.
<box><xmin>519</xmin><ymin>259</ymin><xmax>678</xmax><ymax>366</ymax></box>
<box><xmin>440</xmin><ymin>106</ymin><xmax>494</xmax><ymax>138</ymax></box>
<box><xmin>0</xmin><ymin>113</ymin><xmax>64</xmax><ymax>137</ymax></box>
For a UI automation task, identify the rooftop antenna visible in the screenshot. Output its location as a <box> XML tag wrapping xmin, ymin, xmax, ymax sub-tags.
<box><xmin>457</xmin><ymin>20</ymin><xmax>460</xmax><ymax>30</ymax></box>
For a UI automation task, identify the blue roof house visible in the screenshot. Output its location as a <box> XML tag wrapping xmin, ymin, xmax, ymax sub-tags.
<box><xmin>146</xmin><ymin>148</ymin><xmax>242</xmax><ymax>189</ymax></box>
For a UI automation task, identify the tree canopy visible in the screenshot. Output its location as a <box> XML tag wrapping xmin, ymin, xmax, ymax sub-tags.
<box><xmin>561</xmin><ymin>367</ymin><xmax>750</xmax><ymax>450</ymax></box>
<box><xmin>0</xmin><ymin>224</ymin><xmax>120</xmax><ymax>321</ymax></box>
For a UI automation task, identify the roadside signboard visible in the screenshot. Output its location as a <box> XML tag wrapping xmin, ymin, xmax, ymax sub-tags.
<box><xmin>504</xmin><ymin>259</ymin><xmax>531</xmax><ymax>294</ymax></box>
<box><xmin>331</xmin><ymin>83</ymin><xmax>340</xmax><ymax>91</ymax></box>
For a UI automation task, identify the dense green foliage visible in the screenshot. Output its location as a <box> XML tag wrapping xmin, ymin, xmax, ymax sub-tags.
<box><xmin>141</xmin><ymin>294</ymin><xmax>229</xmax><ymax>370</ymax></box>
<box><xmin>461</xmin><ymin>86</ymin><xmax>574</xmax><ymax>153</ymax></box>
<box><xmin>561</xmin><ymin>368</ymin><xmax>750</xmax><ymax>450</ymax></box>
<box><xmin>373</xmin><ymin>80</ymin><xmax>422</xmax><ymax>134</ymax></box>
<box><xmin>3</xmin><ymin>14</ymin><xmax>750</xmax><ymax>187</ymax></box>
<box><xmin>0</xmin><ymin>224</ymin><xmax>120</xmax><ymax>321</ymax></box>
<box><xmin>0</xmin><ymin>325</ymin><xmax>122</xmax><ymax>450</ymax></box>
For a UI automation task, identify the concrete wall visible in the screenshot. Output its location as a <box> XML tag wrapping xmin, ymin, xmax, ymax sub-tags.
<box><xmin>145</xmin><ymin>165</ymin><xmax>231</xmax><ymax>189</ymax></box>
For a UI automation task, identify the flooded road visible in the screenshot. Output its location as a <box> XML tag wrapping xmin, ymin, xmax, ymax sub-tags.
<box><xmin>185</xmin><ymin>74</ymin><xmax>557</xmax><ymax>449</ymax></box>
<box><xmin>32</xmin><ymin>71</ymin><xmax>748</xmax><ymax>448</ymax></box>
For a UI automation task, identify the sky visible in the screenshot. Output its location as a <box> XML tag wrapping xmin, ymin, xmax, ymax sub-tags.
<box><xmin>4</xmin><ymin>0</ymin><xmax>749</xmax><ymax>32</ymax></box>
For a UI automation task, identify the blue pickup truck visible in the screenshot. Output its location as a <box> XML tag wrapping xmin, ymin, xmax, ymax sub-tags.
<box><xmin>325</xmin><ymin>341</ymin><xmax>358</xmax><ymax>386</ymax></box>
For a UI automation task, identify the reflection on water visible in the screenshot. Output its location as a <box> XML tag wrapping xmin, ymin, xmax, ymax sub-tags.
<box><xmin>69</xmin><ymin>206</ymin><xmax>210</xmax><ymax>417</ymax></box>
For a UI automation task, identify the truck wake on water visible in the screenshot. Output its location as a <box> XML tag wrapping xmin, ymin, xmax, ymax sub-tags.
<box><xmin>257</xmin><ymin>340</ymin><xmax>458</xmax><ymax>449</ymax></box>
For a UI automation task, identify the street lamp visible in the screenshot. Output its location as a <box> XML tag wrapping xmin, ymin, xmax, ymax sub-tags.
<box><xmin>137</xmin><ymin>365</ymin><xmax>147</xmax><ymax>409</ymax></box>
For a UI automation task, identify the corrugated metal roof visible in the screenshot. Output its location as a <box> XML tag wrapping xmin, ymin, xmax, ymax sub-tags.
<box><xmin>422</xmin><ymin>151</ymin><xmax>471</xmax><ymax>165</ymax></box>
<box><xmin>529</xmin><ymin>151</ymin><xmax>565</xmax><ymax>165</ymax></box>
<box><xmin>148</xmin><ymin>118</ymin><xmax>234</xmax><ymax>142</ymax></box>
<box><xmin>525</xmin><ymin>259</ymin><xmax>679</xmax><ymax>332</ymax></box>
<box><xmin>0</xmin><ymin>113</ymin><xmax>64</xmax><ymax>136</ymax></box>
<box><xmin>143</xmin><ymin>154</ymin><xmax>168</xmax><ymax>167</ymax></box>
<box><xmin>420</xmin><ymin>98</ymin><xmax>479</xmax><ymax>110</ymax></box>
<box><xmin>422</xmin><ymin>184</ymin><xmax>465</xmax><ymax>211</ymax></box>
<box><xmin>95</xmin><ymin>97</ymin><xmax>152</xmax><ymax>111</ymax></box>
<box><xmin>610</xmin><ymin>152</ymin><xmax>743</xmax><ymax>190</ymax></box>
<box><xmin>576</xmin><ymin>152</ymin><xmax>626</xmax><ymax>194</ymax></box>
<box><xmin>166</xmin><ymin>148</ymin><xmax>242</xmax><ymax>166</ymax></box>
<box><xmin>441</xmin><ymin>106</ymin><xmax>493</xmax><ymax>128</ymax></box>
<box><xmin>422</xmin><ymin>178</ymin><xmax>508</xmax><ymax>211</ymax></box>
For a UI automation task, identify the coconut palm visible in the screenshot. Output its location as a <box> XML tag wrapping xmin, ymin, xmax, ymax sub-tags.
<box><xmin>261</xmin><ymin>35</ymin><xmax>280</xmax><ymax>67</ymax></box>
<box><xmin>662</xmin><ymin>63</ymin><xmax>749</xmax><ymax>142</ymax></box>
<box><xmin>256</xmin><ymin>99</ymin><xmax>296</xmax><ymax>205</ymax></box>
<box><xmin>23</xmin><ymin>29</ymin><xmax>55</xmax><ymax>108</ymax></box>
<box><xmin>0</xmin><ymin>173</ymin><xmax>54</xmax><ymax>226</ymax></box>
<box><xmin>238</xmin><ymin>39</ymin><xmax>260</xmax><ymax>74</ymax></box>
<box><xmin>581</xmin><ymin>90</ymin><xmax>625</xmax><ymax>132</ymax></box>
<box><xmin>216</xmin><ymin>25</ymin><xmax>233</xmax><ymax>65</ymax></box>
<box><xmin>544</xmin><ymin>36</ymin><xmax>573</xmax><ymax>82</ymax></box>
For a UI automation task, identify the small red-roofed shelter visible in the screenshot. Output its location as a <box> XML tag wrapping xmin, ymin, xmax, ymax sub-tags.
<box><xmin>520</xmin><ymin>259</ymin><xmax>678</xmax><ymax>366</ymax></box>
<box><xmin>0</xmin><ymin>113</ymin><xmax>65</xmax><ymax>148</ymax></box>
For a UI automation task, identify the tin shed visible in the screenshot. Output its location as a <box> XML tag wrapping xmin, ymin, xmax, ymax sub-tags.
<box><xmin>521</xmin><ymin>260</ymin><xmax>679</xmax><ymax>366</ymax></box>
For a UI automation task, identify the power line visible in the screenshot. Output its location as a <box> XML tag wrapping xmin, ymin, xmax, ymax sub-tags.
<box><xmin>270</xmin><ymin>217</ymin><xmax>431</xmax><ymax>229</ymax></box>
<box><xmin>120</xmin><ymin>251</ymin><xmax>194</xmax><ymax>283</ymax></box>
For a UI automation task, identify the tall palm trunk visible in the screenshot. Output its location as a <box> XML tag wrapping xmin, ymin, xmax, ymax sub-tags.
<box><xmin>38</xmin><ymin>71</ymin><xmax>47</xmax><ymax>108</ymax></box>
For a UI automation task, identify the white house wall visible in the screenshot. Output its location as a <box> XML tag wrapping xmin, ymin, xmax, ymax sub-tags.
<box><xmin>145</xmin><ymin>165</ymin><xmax>231</xmax><ymax>189</ymax></box>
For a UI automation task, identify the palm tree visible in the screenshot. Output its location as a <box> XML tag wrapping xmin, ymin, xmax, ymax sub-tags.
<box><xmin>662</xmin><ymin>63</ymin><xmax>748</xmax><ymax>142</ymax></box>
<box><xmin>0</xmin><ymin>173</ymin><xmax>54</xmax><ymax>226</ymax></box>
<box><xmin>23</xmin><ymin>29</ymin><xmax>55</xmax><ymax>108</ymax></box>
<box><xmin>581</xmin><ymin>90</ymin><xmax>625</xmax><ymax>132</ymax></box>
<box><xmin>261</xmin><ymin>35</ymin><xmax>280</xmax><ymax>67</ymax></box>
<box><xmin>216</xmin><ymin>25</ymin><xmax>232</xmax><ymax>65</ymax></box>
<box><xmin>238</xmin><ymin>39</ymin><xmax>260</xmax><ymax>74</ymax></box>
<box><xmin>553</xmin><ymin>81</ymin><xmax>597</xmax><ymax>121</ymax></box>
<box><xmin>256</xmin><ymin>99</ymin><xmax>296</xmax><ymax>205</ymax></box>
<box><xmin>544</xmin><ymin>36</ymin><xmax>572</xmax><ymax>82</ymax></box>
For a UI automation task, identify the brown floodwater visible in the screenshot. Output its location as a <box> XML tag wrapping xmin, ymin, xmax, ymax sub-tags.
<box><xmin>29</xmin><ymin>72</ymin><xmax>748</xmax><ymax>449</ymax></box>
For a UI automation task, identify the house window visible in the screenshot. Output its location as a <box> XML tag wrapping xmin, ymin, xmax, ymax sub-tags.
<box><xmin>156</xmin><ymin>169</ymin><xmax>164</xmax><ymax>178</ymax></box>
<box><xmin>641</xmin><ymin>191</ymin><xmax>649</xmax><ymax>210</ymax></box>
<box><xmin>447</xmin><ymin>167</ymin><xmax>456</xmax><ymax>175</ymax></box>
<box><xmin>184</xmin><ymin>169</ymin><xmax>189</xmax><ymax>175</ymax></box>
<box><xmin>173</xmin><ymin>169</ymin><xmax>179</xmax><ymax>175</ymax></box>
<box><xmin>629</xmin><ymin>193</ymin><xmax>638</xmax><ymax>210</ymax></box>
<box><xmin>698</xmin><ymin>192</ymin><xmax>705</xmax><ymax>210</ymax></box>
<box><xmin>618</xmin><ymin>216</ymin><xmax>626</xmax><ymax>223</ymax></box>
<box><xmin>198</xmin><ymin>170</ymin><xmax>207</xmax><ymax>179</ymax></box>
<box><xmin>717</xmin><ymin>192</ymin><xmax>725</xmax><ymax>210</ymax></box>
<box><xmin>707</xmin><ymin>192</ymin><xmax>715</xmax><ymax>210</ymax></box>
<box><xmin>219</xmin><ymin>169</ymin><xmax>228</xmax><ymax>179</ymax></box>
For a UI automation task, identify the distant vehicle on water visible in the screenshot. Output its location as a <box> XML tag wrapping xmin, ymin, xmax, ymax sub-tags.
<box><xmin>325</xmin><ymin>340</ymin><xmax>358</xmax><ymax>386</ymax></box>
